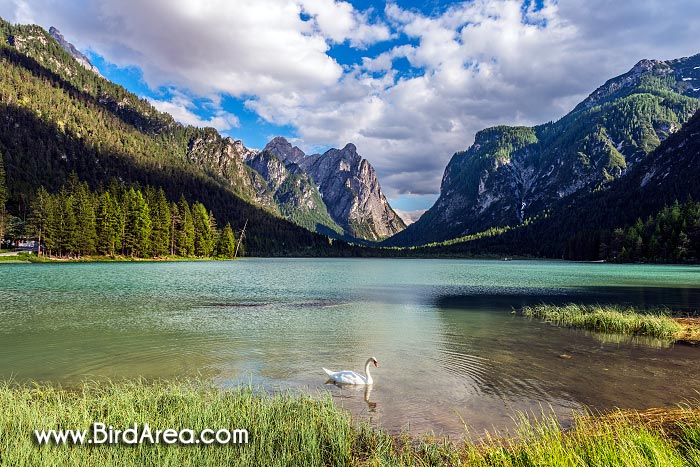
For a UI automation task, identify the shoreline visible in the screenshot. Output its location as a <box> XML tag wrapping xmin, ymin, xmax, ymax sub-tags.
<box><xmin>521</xmin><ymin>304</ymin><xmax>700</xmax><ymax>345</ymax></box>
<box><xmin>2</xmin><ymin>379</ymin><xmax>700</xmax><ymax>466</ymax></box>
<box><xmin>0</xmin><ymin>252</ymin><xmax>240</xmax><ymax>263</ymax></box>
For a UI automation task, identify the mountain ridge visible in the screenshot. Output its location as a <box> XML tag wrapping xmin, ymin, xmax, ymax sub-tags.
<box><xmin>385</xmin><ymin>53</ymin><xmax>700</xmax><ymax>247</ymax></box>
<box><xmin>433</xmin><ymin>106</ymin><xmax>700</xmax><ymax>260</ymax></box>
<box><xmin>261</xmin><ymin>136</ymin><xmax>406</xmax><ymax>241</ymax></box>
<box><xmin>48</xmin><ymin>26</ymin><xmax>102</xmax><ymax>77</ymax></box>
<box><xmin>0</xmin><ymin>17</ymin><xmax>360</xmax><ymax>256</ymax></box>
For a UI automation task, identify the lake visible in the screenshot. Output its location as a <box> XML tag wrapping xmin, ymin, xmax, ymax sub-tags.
<box><xmin>2</xmin><ymin>258</ymin><xmax>700</xmax><ymax>437</ymax></box>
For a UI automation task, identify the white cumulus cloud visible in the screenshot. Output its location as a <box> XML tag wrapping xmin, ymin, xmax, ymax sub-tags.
<box><xmin>2</xmin><ymin>0</ymin><xmax>700</xmax><ymax>200</ymax></box>
<box><xmin>149</xmin><ymin>92</ymin><xmax>240</xmax><ymax>133</ymax></box>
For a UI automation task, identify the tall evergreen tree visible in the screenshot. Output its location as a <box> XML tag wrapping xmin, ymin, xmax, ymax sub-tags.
<box><xmin>193</xmin><ymin>202</ymin><xmax>213</xmax><ymax>257</ymax></box>
<box><xmin>74</xmin><ymin>182</ymin><xmax>97</xmax><ymax>256</ymax></box>
<box><xmin>176</xmin><ymin>196</ymin><xmax>194</xmax><ymax>257</ymax></box>
<box><xmin>27</xmin><ymin>187</ymin><xmax>53</xmax><ymax>255</ymax></box>
<box><xmin>123</xmin><ymin>188</ymin><xmax>151</xmax><ymax>257</ymax></box>
<box><xmin>217</xmin><ymin>222</ymin><xmax>236</xmax><ymax>259</ymax></box>
<box><xmin>96</xmin><ymin>191</ymin><xmax>121</xmax><ymax>256</ymax></box>
<box><xmin>209</xmin><ymin>209</ymin><xmax>218</xmax><ymax>252</ymax></box>
<box><xmin>57</xmin><ymin>189</ymin><xmax>77</xmax><ymax>256</ymax></box>
<box><xmin>169</xmin><ymin>201</ymin><xmax>180</xmax><ymax>256</ymax></box>
<box><xmin>149</xmin><ymin>188</ymin><xmax>171</xmax><ymax>257</ymax></box>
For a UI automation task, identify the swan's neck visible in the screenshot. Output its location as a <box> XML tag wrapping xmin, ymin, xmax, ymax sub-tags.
<box><xmin>364</xmin><ymin>360</ymin><xmax>373</xmax><ymax>384</ymax></box>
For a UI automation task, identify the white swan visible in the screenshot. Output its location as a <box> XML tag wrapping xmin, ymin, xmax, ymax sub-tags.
<box><xmin>323</xmin><ymin>357</ymin><xmax>379</xmax><ymax>385</ymax></box>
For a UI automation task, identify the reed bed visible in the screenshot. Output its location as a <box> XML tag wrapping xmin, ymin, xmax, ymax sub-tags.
<box><xmin>521</xmin><ymin>303</ymin><xmax>683</xmax><ymax>339</ymax></box>
<box><xmin>2</xmin><ymin>379</ymin><xmax>700</xmax><ymax>466</ymax></box>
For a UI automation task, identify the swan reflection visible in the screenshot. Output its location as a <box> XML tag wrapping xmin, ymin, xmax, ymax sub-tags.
<box><xmin>326</xmin><ymin>380</ymin><xmax>378</xmax><ymax>413</ymax></box>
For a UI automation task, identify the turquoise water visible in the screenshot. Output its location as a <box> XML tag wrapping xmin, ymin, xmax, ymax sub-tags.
<box><xmin>1</xmin><ymin>259</ymin><xmax>700</xmax><ymax>436</ymax></box>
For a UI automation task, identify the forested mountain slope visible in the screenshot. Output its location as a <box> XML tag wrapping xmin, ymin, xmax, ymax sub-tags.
<box><xmin>0</xmin><ymin>18</ymin><xmax>357</xmax><ymax>256</ymax></box>
<box><xmin>418</xmin><ymin>108</ymin><xmax>700</xmax><ymax>261</ymax></box>
<box><xmin>387</xmin><ymin>56</ymin><xmax>700</xmax><ymax>246</ymax></box>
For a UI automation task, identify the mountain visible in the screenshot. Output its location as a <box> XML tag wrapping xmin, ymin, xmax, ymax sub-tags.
<box><xmin>411</xmin><ymin>107</ymin><xmax>700</xmax><ymax>260</ymax></box>
<box><xmin>261</xmin><ymin>137</ymin><xmax>406</xmax><ymax>241</ymax></box>
<box><xmin>48</xmin><ymin>26</ymin><xmax>101</xmax><ymax>76</ymax></box>
<box><xmin>0</xmin><ymin>18</ymin><xmax>361</xmax><ymax>256</ymax></box>
<box><xmin>387</xmin><ymin>55</ymin><xmax>700</xmax><ymax>246</ymax></box>
<box><xmin>239</xmin><ymin>139</ymin><xmax>344</xmax><ymax>237</ymax></box>
<box><xmin>394</xmin><ymin>209</ymin><xmax>426</xmax><ymax>226</ymax></box>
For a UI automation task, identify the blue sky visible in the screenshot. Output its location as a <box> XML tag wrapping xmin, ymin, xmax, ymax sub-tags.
<box><xmin>2</xmin><ymin>0</ymin><xmax>700</xmax><ymax>215</ymax></box>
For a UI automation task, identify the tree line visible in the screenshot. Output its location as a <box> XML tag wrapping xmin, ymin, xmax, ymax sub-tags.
<box><xmin>17</xmin><ymin>174</ymin><xmax>241</xmax><ymax>259</ymax></box>
<box><xmin>604</xmin><ymin>199</ymin><xmax>700</xmax><ymax>263</ymax></box>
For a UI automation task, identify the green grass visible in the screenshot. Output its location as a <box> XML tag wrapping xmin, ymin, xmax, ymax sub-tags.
<box><xmin>0</xmin><ymin>380</ymin><xmax>354</xmax><ymax>467</ymax></box>
<box><xmin>521</xmin><ymin>303</ymin><xmax>683</xmax><ymax>339</ymax></box>
<box><xmin>2</xmin><ymin>379</ymin><xmax>700</xmax><ymax>466</ymax></box>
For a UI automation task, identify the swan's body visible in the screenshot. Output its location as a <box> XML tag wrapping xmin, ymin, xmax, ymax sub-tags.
<box><xmin>323</xmin><ymin>357</ymin><xmax>378</xmax><ymax>385</ymax></box>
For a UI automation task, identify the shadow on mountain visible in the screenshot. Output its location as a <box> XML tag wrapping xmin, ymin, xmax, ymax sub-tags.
<box><xmin>0</xmin><ymin>103</ymin><xmax>363</xmax><ymax>256</ymax></box>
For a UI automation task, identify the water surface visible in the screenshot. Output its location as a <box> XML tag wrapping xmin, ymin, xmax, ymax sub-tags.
<box><xmin>1</xmin><ymin>259</ymin><xmax>699</xmax><ymax>436</ymax></box>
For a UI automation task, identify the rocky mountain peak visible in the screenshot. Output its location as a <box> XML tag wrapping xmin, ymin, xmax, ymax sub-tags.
<box><xmin>300</xmin><ymin>143</ymin><xmax>405</xmax><ymax>241</ymax></box>
<box><xmin>264</xmin><ymin>136</ymin><xmax>306</xmax><ymax>164</ymax></box>
<box><xmin>48</xmin><ymin>26</ymin><xmax>102</xmax><ymax>77</ymax></box>
<box><xmin>226</xmin><ymin>137</ymin><xmax>258</xmax><ymax>162</ymax></box>
<box><xmin>631</xmin><ymin>58</ymin><xmax>666</xmax><ymax>75</ymax></box>
<box><xmin>249</xmin><ymin>136</ymin><xmax>406</xmax><ymax>241</ymax></box>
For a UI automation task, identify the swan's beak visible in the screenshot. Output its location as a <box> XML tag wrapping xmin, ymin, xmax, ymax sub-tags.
<box><xmin>374</xmin><ymin>361</ymin><xmax>379</xmax><ymax>368</ymax></box>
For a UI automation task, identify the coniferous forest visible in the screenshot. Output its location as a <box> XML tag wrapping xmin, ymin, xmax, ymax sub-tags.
<box><xmin>14</xmin><ymin>174</ymin><xmax>240</xmax><ymax>259</ymax></box>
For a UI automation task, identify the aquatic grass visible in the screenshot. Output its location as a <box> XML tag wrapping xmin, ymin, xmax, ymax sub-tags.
<box><xmin>3</xmin><ymin>379</ymin><xmax>700</xmax><ymax>466</ymax></box>
<box><xmin>521</xmin><ymin>303</ymin><xmax>683</xmax><ymax>339</ymax></box>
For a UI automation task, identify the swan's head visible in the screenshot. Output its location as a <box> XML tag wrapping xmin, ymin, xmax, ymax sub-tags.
<box><xmin>369</xmin><ymin>357</ymin><xmax>379</xmax><ymax>368</ymax></box>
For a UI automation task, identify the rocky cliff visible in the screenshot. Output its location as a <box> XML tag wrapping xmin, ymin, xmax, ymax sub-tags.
<box><xmin>261</xmin><ymin>137</ymin><xmax>406</xmax><ymax>241</ymax></box>
<box><xmin>48</xmin><ymin>26</ymin><xmax>101</xmax><ymax>76</ymax></box>
<box><xmin>386</xmin><ymin>54</ymin><xmax>700</xmax><ymax>246</ymax></box>
<box><xmin>244</xmin><ymin>141</ymin><xmax>343</xmax><ymax>236</ymax></box>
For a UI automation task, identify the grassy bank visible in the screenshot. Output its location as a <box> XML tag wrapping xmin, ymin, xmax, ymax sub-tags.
<box><xmin>520</xmin><ymin>303</ymin><xmax>700</xmax><ymax>342</ymax></box>
<box><xmin>2</xmin><ymin>380</ymin><xmax>700</xmax><ymax>466</ymax></box>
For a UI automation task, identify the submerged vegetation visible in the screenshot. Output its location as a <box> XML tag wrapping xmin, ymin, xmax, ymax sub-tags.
<box><xmin>2</xmin><ymin>379</ymin><xmax>700</xmax><ymax>467</ymax></box>
<box><xmin>520</xmin><ymin>303</ymin><xmax>700</xmax><ymax>342</ymax></box>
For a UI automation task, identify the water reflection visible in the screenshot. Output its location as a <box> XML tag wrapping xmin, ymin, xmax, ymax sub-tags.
<box><xmin>433</xmin><ymin>286</ymin><xmax>700</xmax><ymax>313</ymax></box>
<box><xmin>326</xmin><ymin>382</ymin><xmax>377</xmax><ymax>413</ymax></box>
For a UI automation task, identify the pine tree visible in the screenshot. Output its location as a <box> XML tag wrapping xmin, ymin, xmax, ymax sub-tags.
<box><xmin>57</xmin><ymin>189</ymin><xmax>77</xmax><ymax>256</ymax></box>
<box><xmin>176</xmin><ymin>196</ymin><xmax>194</xmax><ymax>257</ymax></box>
<box><xmin>124</xmin><ymin>188</ymin><xmax>151</xmax><ymax>257</ymax></box>
<box><xmin>209</xmin><ymin>209</ymin><xmax>218</xmax><ymax>252</ymax></box>
<box><xmin>193</xmin><ymin>202</ymin><xmax>213</xmax><ymax>257</ymax></box>
<box><xmin>74</xmin><ymin>182</ymin><xmax>97</xmax><ymax>256</ymax></box>
<box><xmin>149</xmin><ymin>188</ymin><xmax>171</xmax><ymax>257</ymax></box>
<box><xmin>169</xmin><ymin>202</ymin><xmax>180</xmax><ymax>256</ymax></box>
<box><xmin>217</xmin><ymin>222</ymin><xmax>236</xmax><ymax>259</ymax></box>
<box><xmin>27</xmin><ymin>186</ymin><xmax>52</xmax><ymax>255</ymax></box>
<box><xmin>96</xmin><ymin>191</ymin><xmax>121</xmax><ymax>256</ymax></box>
